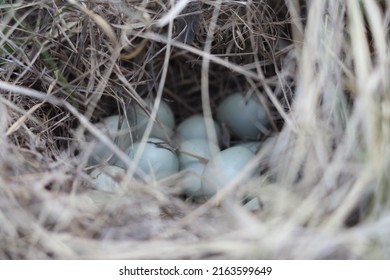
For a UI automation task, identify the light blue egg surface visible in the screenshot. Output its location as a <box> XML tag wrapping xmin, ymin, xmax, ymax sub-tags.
<box><xmin>243</xmin><ymin>197</ymin><xmax>261</xmax><ymax>210</ymax></box>
<box><xmin>178</xmin><ymin>139</ymin><xmax>220</xmax><ymax>168</ymax></box>
<box><xmin>116</xmin><ymin>137</ymin><xmax>179</xmax><ymax>180</ymax></box>
<box><xmin>180</xmin><ymin>162</ymin><xmax>206</xmax><ymax>198</ymax></box>
<box><xmin>234</xmin><ymin>141</ymin><xmax>262</xmax><ymax>154</ymax></box>
<box><xmin>90</xmin><ymin>165</ymin><xmax>126</xmax><ymax>192</ymax></box>
<box><xmin>201</xmin><ymin>146</ymin><xmax>257</xmax><ymax>197</ymax></box>
<box><xmin>127</xmin><ymin>99</ymin><xmax>175</xmax><ymax>141</ymax></box>
<box><xmin>176</xmin><ymin>114</ymin><xmax>222</xmax><ymax>144</ymax></box>
<box><xmin>217</xmin><ymin>93</ymin><xmax>268</xmax><ymax>139</ymax></box>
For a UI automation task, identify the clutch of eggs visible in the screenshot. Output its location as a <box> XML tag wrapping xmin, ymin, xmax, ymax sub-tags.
<box><xmin>87</xmin><ymin>94</ymin><xmax>267</xmax><ymax>201</ymax></box>
<box><xmin>87</xmin><ymin>99</ymin><xmax>175</xmax><ymax>163</ymax></box>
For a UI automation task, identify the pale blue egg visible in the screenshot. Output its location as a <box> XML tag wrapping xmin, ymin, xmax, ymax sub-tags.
<box><xmin>201</xmin><ymin>146</ymin><xmax>257</xmax><ymax>197</ymax></box>
<box><xmin>178</xmin><ymin>139</ymin><xmax>220</xmax><ymax>198</ymax></box>
<box><xmin>178</xmin><ymin>139</ymin><xmax>220</xmax><ymax>168</ymax></box>
<box><xmin>90</xmin><ymin>165</ymin><xmax>126</xmax><ymax>192</ymax></box>
<box><xmin>217</xmin><ymin>93</ymin><xmax>268</xmax><ymax>139</ymax></box>
<box><xmin>127</xmin><ymin>99</ymin><xmax>175</xmax><ymax>141</ymax></box>
<box><xmin>176</xmin><ymin>114</ymin><xmax>222</xmax><ymax>144</ymax></box>
<box><xmin>116</xmin><ymin>137</ymin><xmax>179</xmax><ymax>180</ymax></box>
<box><xmin>234</xmin><ymin>141</ymin><xmax>262</xmax><ymax>154</ymax></box>
<box><xmin>180</xmin><ymin>162</ymin><xmax>206</xmax><ymax>198</ymax></box>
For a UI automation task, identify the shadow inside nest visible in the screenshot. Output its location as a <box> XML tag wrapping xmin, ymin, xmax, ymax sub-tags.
<box><xmin>107</xmin><ymin>0</ymin><xmax>294</xmax><ymax>124</ymax></box>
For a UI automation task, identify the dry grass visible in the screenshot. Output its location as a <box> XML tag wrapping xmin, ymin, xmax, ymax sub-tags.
<box><xmin>1</xmin><ymin>0</ymin><xmax>390</xmax><ymax>259</ymax></box>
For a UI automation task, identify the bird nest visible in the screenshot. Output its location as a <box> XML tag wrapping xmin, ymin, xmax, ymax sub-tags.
<box><xmin>1</xmin><ymin>0</ymin><xmax>390</xmax><ymax>259</ymax></box>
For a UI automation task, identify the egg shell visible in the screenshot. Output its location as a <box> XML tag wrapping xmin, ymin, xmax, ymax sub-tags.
<box><xmin>178</xmin><ymin>139</ymin><xmax>220</xmax><ymax>168</ymax></box>
<box><xmin>87</xmin><ymin>115</ymin><xmax>132</xmax><ymax>166</ymax></box>
<box><xmin>201</xmin><ymin>146</ymin><xmax>257</xmax><ymax>197</ymax></box>
<box><xmin>90</xmin><ymin>165</ymin><xmax>126</xmax><ymax>192</ymax></box>
<box><xmin>217</xmin><ymin>93</ymin><xmax>268</xmax><ymax>139</ymax></box>
<box><xmin>235</xmin><ymin>141</ymin><xmax>262</xmax><ymax>154</ymax></box>
<box><xmin>116</xmin><ymin>137</ymin><xmax>179</xmax><ymax>180</ymax></box>
<box><xmin>176</xmin><ymin>114</ymin><xmax>222</xmax><ymax>144</ymax></box>
<box><xmin>180</xmin><ymin>162</ymin><xmax>206</xmax><ymax>198</ymax></box>
<box><xmin>127</xmin><ymin>99</ymin><xmax>175</xmax><ymax>141</ymax></box>
<box><xmin>243</xmin><ymin>197</ymin><xmax>261</xmax><ymax>210</ymax></box>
